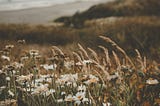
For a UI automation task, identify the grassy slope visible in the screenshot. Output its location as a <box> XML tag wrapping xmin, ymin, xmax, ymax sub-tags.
<box><xmin>0</xmin><ymin>24</ymin><xmax>76</xmax><ymax>45</ymax></box>
<box><xmin>0</xmin><ymin>16</ymin><xmax>160</xmax><ymax>60</ymax></box>
<box><xmin>0</xmin><ymin>0</ymin><xmax>160</xmax><ymax>61</ymax></box>
<box><xmin>55</xmin><ymin>0</ymin><xmax>160</xmax><ymax>28</ymax></box>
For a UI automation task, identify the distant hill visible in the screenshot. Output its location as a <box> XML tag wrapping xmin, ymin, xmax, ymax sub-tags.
<box><xmin>55</xmin><ymin>0</ymin><xmax>160</xmax><ymax>28</ymax></box>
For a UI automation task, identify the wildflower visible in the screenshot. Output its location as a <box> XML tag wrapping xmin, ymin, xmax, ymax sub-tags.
<box><xmin>61</xmin><ymin>91</ymin><xmax>66</xmax><ymax>96</ymax></box>
<box><xmin>103</xmin><ymin>102</ymin><xmax>112</xmax><ymax>106</ymax></box>
<box><xmin>8</xmin><ymin>90</ymin><xmax>14</xmax><ymax>97</ymax></box>
<box><xmin>57</xmin><ymin>99</ymin><xmax>63</xmax><ymax>103</ymax></box>
<box><xmin>31</xmin><ymin>84</ymin><xmax>48</xmax><ymax>95</ymax></box>
<box><xmin>12</xmin><ymin>62</ymin><xmax>24</xmax><ymax>69</ymax></box>
<box><xmin>31</xmin><ymin>90</ymin><xmax>39</xmax><ymax>95</ymax></box>
<box><xmin>83</xmin><ymin>74</ymin><xmax>99</xmax><ymax>85</ymax></box>
<box><xmin>6</xmin><ymin>77</ymin><xmax>10</xmax><ymax>81</ymax></box>
<box><xmin>107</xmin><ymin>72</ymin><xmax>119</xmax><ymax>81</ymax></box>
<box><xmin>1</xmin><ymin>55</ymin><xmax>10</xmax><ymax>61</ymax></box>
<box><xmin>84</xmin><ymin>79</ymin><xmax>97</xmax><ymax>85</ymax></box>
<box><xmin>40</xmin><ymin>64</ymin><xmax>56</xmax><ymax>71</ymax></box>
<box><xmin>0</xmin><ymin>86</ymin><xmax>6</xmax><ymax>89</ymax></box>
<box><xmin>0</xmin><ymin>99</ymin><xmax>17</xmax><ymax>106</ymax></box>
<box><xmin>65</xmin><ymin>94</ymin><xmax>74</xmax><ymax>102</ymax></box>
<box><xmin>50</xmin><ymin>89</ymin><xmax>56</xmax><ymax>93</ymax></box>
<box><xmin>76</xmin><ymin>62</ymin><xmax>83</xmax><ymax>66</ymax></box>
<box><xmin>56</xmin><ymin>73</ymin><xmax>78</xmax><ymax>86</ymax></box>
<box><xmin>5</xmin><ymin>45</ymin><xmax>14</xmax><ymax>49</ymax></box>
<box><xmin>29</xmin><ymin>50</ymin><xmax>39</xmax><ymax>57</ymax></box>
<box><xmin>25</xmin><ymin>88</ymin><xmax>34</xmax><ymax>92</ymax></box>
<box><xmin>16</xmin><ymin>74</ymin><xmax>33</xmax><ymax>82</ymax></box>
<box><xmin>146</xmin><ymin>78</ymin><xmax>159</xmax><ymax>85</ymax></box>
<box><xmin>66</xmin><ymin>81</ymin><xmax>72</xmax><ymax>86</ymax></box>
<box><xmin>83</xmin><ymin>60</ymin><xmax>93</xmax><ymax>65</ymax></box>
<box><xmin>73</xmin><ymin>92</ymin><xmax>89</xmax><ymax>105</ymax></box>
<box><xmin>0</xmin><ymin>70</ymin><xmax>2</xmax><ymax>73</ymax></box>
<box><xmin>72</xmin><ymin>82</ymin><xmax>77</xmax><ymax>87</ymax></box>
<box><xmin>74</xmin><ymin>92</ymin><xmax>85</xmax><ymax>101</ymax></box>
<box><xmin>20</xmin><ymin>56</ymin><xmax>29</xmax><ymax>62</ymax></box>
<box><xmin>0</xmin><ymin>86</ymin><xmax>6</xmax><ymax>92</ymax></box>
<box><xmin>12</xmin><ymin>70</ymin><xmax>16</xmax><ymax>74</ymax></box>
<box><xmin>56</xmin><ymin>78</ymin><xmax>66</xmax><ymax>85</ymax></box>
<box><xmin>34</xmin><ymin>55</ymin><xmax>42</xmax><ymax>60</ymax></box>
<box><xmin>64</xmin><ymin>61</ymin><xmax>74</xmax><ymax>69</ymax></box>
<box><xmin>121</xmin><ymin>65</ymin><xmax>132</xmax><ymax>72</ymax></box>
<box><xmin>103</xmin><ymin>103</ymin><xmax>106</xmax><ymax>106</ymax></box>
<box><xmin>77</xmin><ymin>84</ymin><xmax>86</xmax><ymax>92</ymax></box>
<box><xmin>45</xmin><ymin>89</ymin><xmax>56</xmax><ymax>96</ymax></box>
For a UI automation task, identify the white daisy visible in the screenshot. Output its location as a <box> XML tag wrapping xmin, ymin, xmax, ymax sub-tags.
<box><xmin>8</xmin><ymin>90</ymin><xmax>14</xmax><ymax>97</ymax></box>
<box><xmin>77</xmin><ymin>84</ymin><xmax>86</xmax><ymax>92</ymax></box>
<box><xmin>65</xmin><ymin>94</ymin><xmax>74</xmax><ymax>102</ymax></box>
<box><xmin>146</xmin><ymin>78</ymin><xmax>159</xmax><ymax>85</ymax></box>
<box><xmin>6</xmin><ymin>77</ymin><xmax>10</xmax><ymax>81</ymax></box>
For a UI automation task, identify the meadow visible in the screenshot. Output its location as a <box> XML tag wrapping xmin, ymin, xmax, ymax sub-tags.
<box><xmin>0</xmin><ymin>16</ymin><xmax>160</xmax><ymax>61</ymax></box>
<box><xmin>0</xmin><ymin>0</ymin><xmax>160</xmax><ymax>105</ymax></box>
<box><xmin>0</xmin><ymin>36</ymin><xmax>159</xmax><ymax>106</ymax></box>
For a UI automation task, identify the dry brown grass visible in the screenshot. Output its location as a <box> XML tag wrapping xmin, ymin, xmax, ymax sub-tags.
<box><xmin>55</xmin><ymin>0</ymin><xmax>160</xmax><ymax>28</ymax></box>
<box><xmin>0</xmin><ymin>16</ymin><xmax>160</xmax><ymax>61</ymax></box>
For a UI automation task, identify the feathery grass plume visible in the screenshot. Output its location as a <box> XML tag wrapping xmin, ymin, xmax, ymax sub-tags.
<box><xmin>51</xmin><ymin>49</ymin><xmax>56</xmax><ymax>56</ymax></box>
<box><xmin>98</xmin><ymin>45</ymin><xmax>111</xmax><ymax>67</ymax></box>
<box><xmin>73</xmin><ymin>52</ymin><xmax>84</xmax><ymax>72</ymax></box>
<box><xmin>72</xmin><ymin>52</ymin><xmax>83</xmax><ymax>64</ymax></box>
<box><xmin>91</xmin><ymin>59</ymin><xmax>110</xmax><ymax>79</ymax></box>
<box><xmin>77</xmin><ymin>43</ymin><xmax>89</xmax><ymax>59</ymax></box>
<box><xmin>93</xmin><ymin>69</ymin><xmax>105</xmax><ymax>86</ymax></box>
<box><xmin>112</xmin><ymin>51</ymin><xmax>121</xmax><ymax>69</ymax></box>
<box><xmin>99</xmin><ymin>36</ymin><xmax>135</xmax><ymax>68</ymax></box>
<box><xmin>87</xmin><ymin>47</ymin><xmax>99</xmax><ymax>63</ymax></box>
<box><xmin>135</xmin><ymin>49</ymin><xmax>142</xmax><ymax>60</ymax></box>
<box><xmin>78</xmin><ymin>51</ymin><xmax>84</xmax><ymax>61</ymax></box>
<box><xmin>135</xmin><ymin>49</ymin><xmax>147</xmax><ymax>72</ymax></box>
<box><xmin>102</xmin><ymin>58</ymin><xmax>107</xmax><ymax>68</ymax></box>
<box><xmin>135</xmin><ymin>49</ymin><xmax>143</xmax><ymax>67</ymax></box>
<box><xmin>143</xmin><ymin>56</ymin><xmax>147</xmax><ymax>69</ymax></box>
<box><xmin>52</xmin><ymin>46</ymin><xmax>64</xmax><ymax>56</ymax></box>
<box><xmin>143</xmin><ymin>56</ymin><xmax>147</xmax><ymax>73</ymax></box>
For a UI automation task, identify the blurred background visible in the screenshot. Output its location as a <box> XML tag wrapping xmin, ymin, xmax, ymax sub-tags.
<box><xmin>0</xmin><ymin>0</ymin><xmax>160</xmax><ymax>62</ymax></box>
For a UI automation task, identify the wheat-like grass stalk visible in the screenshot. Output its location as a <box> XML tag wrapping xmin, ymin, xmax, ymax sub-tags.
<box><xmin>77</xmin><ymin>51</ymin><xmax>84</xmax><ymax>61</ymax></box>
<box><xmin>72</xmin><ymin>52</ymin><xmax>83</xmax><ymax>64</ymax></box>
<box><xmin>99</xmin><ymin>36</ymin><xmax>135</xmax><ymax>68</ymax></box>
<box><xmin>52</xmin><ymin>46</ymin><xmax>64</xmax><ymax>56</ymax></box>
<box><xmin>143</xmin><ymin>56</ymin><xmax>147</xmax><ymax>69</ymax></box>
<box><xmin>93</xmin><ymin>69</ymin><xmax>106</xmax><ymax>86</ymax></box>
<box><xmin>112</xmin><ymin>51</ymin><xmax>121</xmax><ymax>69</ymax></box>
<box><xmin>51</xmin><ymin>49</ymin><xmax>56</xmax><ymax>56</ymax></box>
<box><xmin>135</xmin><ymin>49</ymin><xmax>147</xmax><ymax>71</ymax></box>
<box><xmin>98</xmin><ymin>45</ymin><xmax>111</xmax><ymax>67</ymax></box>
<box><xmin>87</xmin><ymin>47</ymin><xmax>100</xmax><ymax>63</ymax></box>
<box><xmin>78</xmin><ymin>43</ymin><xmax>89</xmax><ymax>59</ymax></box>
<box><xmin>91</xmin><ymin>59</ymin><xmax>110</xmax><ymax>78</ymax></box>
<box><xmin>135</xmin><ymin>49</ymin><xmax>143</xmax><ymax>67</ymax></box>
<box><xmin>135</xmin><ymin>49</ymin><xmax>142</xmax><ymax>60</ymax></box>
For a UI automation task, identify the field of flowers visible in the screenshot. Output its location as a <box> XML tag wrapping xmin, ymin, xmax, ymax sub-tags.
<box><xmin>0</xmin><ymin>36</ymin><xmax>159</xmax><ymax>106</ymax></box>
